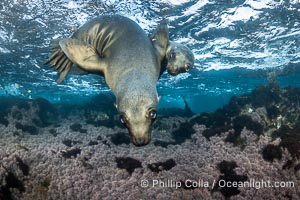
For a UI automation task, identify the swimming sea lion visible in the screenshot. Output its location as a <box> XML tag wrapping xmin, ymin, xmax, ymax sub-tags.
<box><xmin>160</xmin><ymin>41</ymin><xmax>195</xmax><ymax>76</ymax></box>
<box><xmin>46</xmin><ymin>15</ymin><xmax>169</xmax><ymax>146</ymax></box>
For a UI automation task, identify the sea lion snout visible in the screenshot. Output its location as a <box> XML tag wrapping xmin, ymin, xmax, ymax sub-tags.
<box><xmin>127</xmin><ymin>122</ymin><xmax>153</xmax><ymax>146</ymax></box>
<box><xmin>119</xmin><ymin>101</ymin><xmax>157</xmax><ymax>147</ymax></box>
<box><xmin>167</xmin><ymin>66</ymin><xmax>179</xmax><ymax>76</ymax></box>
<box><xmin>131</xmin><ymin>134</ymin><xmax>151</xmax><ymax>146</ymax></box>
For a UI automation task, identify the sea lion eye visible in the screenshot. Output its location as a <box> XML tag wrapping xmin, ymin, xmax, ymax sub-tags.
<box><xmin>185</xmin><ymin>64</ymin><xmax>191</xmax><ymax>72</ymax></box>
<box><xmin>149</xmin><ymin>110</ymin><xmax>157</xmax><ymax>121</ymax></box>
<box><xmin>169</xmin><ymin>52</ymin><xmax>176</xmax><ymax>60</ymax></box>
<box><xmin>119</xmin><ymin>115</ymin><xmax>127</xmax><ymax>126</ymax></box>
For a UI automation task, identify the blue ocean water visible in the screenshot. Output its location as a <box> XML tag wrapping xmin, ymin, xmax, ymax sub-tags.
<box><xmin>0</xmin><ymin>0</ymin><xmax>299</xmax><ymax>113</ymax></box>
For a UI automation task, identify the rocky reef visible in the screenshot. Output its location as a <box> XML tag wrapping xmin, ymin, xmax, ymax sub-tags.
<box><xmin>0</xmin><ymin>82</ymin><xmax>299</xmax><ymax>200</ymax></box>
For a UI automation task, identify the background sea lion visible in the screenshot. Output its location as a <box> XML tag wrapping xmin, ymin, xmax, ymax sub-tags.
<box><xmin>150</xmin><ymin>19</ymin><xmax>195</xmax><ymax>76</ymax></box>
<box><xmin>160</xmin><ymin>42</ymin><xmax>195</xmax><ymax>76</ymax></box>
<box><xmin>46</xmin><ymin>15</ymin><xmax>169</xmax><ymax>146</ymax></box>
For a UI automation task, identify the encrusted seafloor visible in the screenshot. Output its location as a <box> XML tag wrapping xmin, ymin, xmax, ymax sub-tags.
<box><xmin>1</xmin><ymin>82</ymin><xmax>300</xmax><ymax>200</ymax></box>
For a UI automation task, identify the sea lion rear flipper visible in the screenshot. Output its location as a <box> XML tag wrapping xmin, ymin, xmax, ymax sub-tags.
<box><xmin>59</xmin><ymin>38</ymin><xmax>105</xmax><ymax>74</ymax></box>
<box><xmin>151</xmin><ymin>19</ymin><xmax>169</xmax><ymax>62</ymax></box>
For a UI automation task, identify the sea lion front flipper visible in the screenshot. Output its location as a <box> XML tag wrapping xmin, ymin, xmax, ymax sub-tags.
<box><xmin>151</xmin><ymin>19</ymin><xmax>169</xmax><ymax>62</ymax></box>
<box><xmin>45</xmin><ymin>39</ymin><xmax>73</xmax><ymax>84</ymax></box>
<box><xmin>59</xmin><ymin>38</ymin><xmax>106</xmax><ymax>74</ymax></box>
<box><xmin>69</xmin><ymin>65</ymin><xmax>89</xmax><ymax>75</ymax></box>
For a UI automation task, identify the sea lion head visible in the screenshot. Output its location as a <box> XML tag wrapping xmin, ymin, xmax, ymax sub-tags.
<box><xmin>166</xmin><ymin>42</ymin><xmax>194</xmax><ymax>76</ymax></box>
<box><xmin>117</xmin><ymin>91</ymin><xmax>158</xmax><ymax>146</ymax></box>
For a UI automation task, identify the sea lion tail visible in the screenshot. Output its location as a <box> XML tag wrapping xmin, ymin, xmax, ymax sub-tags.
<box><xmin>45</xmin><ymin>39</ymin><xmax>72</xmax><ymax>84</ymax></box>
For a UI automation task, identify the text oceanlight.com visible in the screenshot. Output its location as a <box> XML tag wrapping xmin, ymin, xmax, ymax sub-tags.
<box><xmin>140</xmin><ymin>179</ymin><xmax>295</xmax><ymax>189</ymax></box>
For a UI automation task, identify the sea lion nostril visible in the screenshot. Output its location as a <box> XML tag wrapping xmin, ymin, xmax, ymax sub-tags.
<box><xmin>136</xmin><ymin>138</ymin><xmax>144</xmax><ymax>146</ymax></box>
<box><xmin>133</xmin><ymin>137</ymin><xmax>149</xmax><ymax>146</ymax></box>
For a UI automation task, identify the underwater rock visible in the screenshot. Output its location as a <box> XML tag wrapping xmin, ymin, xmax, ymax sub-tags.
<box><xmin>190</xmin><ymin>111</ymin><xmax>231</xmax><ymax>139</ymax></box>
<box><xmin>48</xmin><ymin>129</ymin><xmax>58</xmax><ymax>137</ymax></box>
<box><xmin>273</xmin><ymin>122</ymin><xmax>300</xmax><ymax>138</ymax></box>
<box><xmin>232</xmin><ymin>115</ymin><xmax>263</xmax><ymax>136</ymax></box>
<box><xmin>266</xmin><ymin>105</ymin><xmax>281</xmax><ymax>119</ymax></box>
<box><xmin>86</xmin><ymin>94</ymin><xmax>117</xmax><ymax>114</ymax></box>
<box><xmin>189</xmin><ymin>82</ymin><xmax>300</xmax><ymax>150</ymax></box>
<box><xmin>153</xmin><ymin>140</ymin><xmax>177</xmax><ymax>148</ymax></box>
<box><xmin>226</xmin><ymin>115</ymin><xmax>263</xmax><ymax>145</ymax></box>
<box><xmin>62</xmin><ymin>139</ymin><xmax>72</xmax><ymax>147</ymax></box>
<box><xmin>147</xmin><ymin>159</ymin><xmax>176</xmax><ymax>173</ymax></box>
<box><xmin>12</xmin><ymin>110</ymin><xmax>23</xmax><ymax>120</ymax></box>
<box><xmin>0</xmin><ymin>83</ymin><xmax>299</xmax><ymax>199</ymax></box>
<box><xmin>15</xmin><ymin>122</ymin><xmax>38</xmax><ymax>135</ymax></box>
<box><xmin>0</xmin><ymin>171</ymin><xmax>25</xmax><ymax>200</ymax></box>
<box><xmin>96</xmin><ymin>135</ymin><xmax>111</xmax><ymax>147</ymax></box>
<box><xmin>86</xmin><ymin>118</ymin><xmax>117</xmax><ymax>128</ymax></box>
<box><xmin>69</xmin><ymin>123</ymin><xmax>87</xmax><ymax>133</ymax></box>
<box><xmin>294</xmin><ymin>164</ymin><xmax>300</xmax><ymax>179</ymax></box>
<box><xmin>202</xmin><ymin>126</ymin><xmax>230</xmax><ymax>140</ymax></box>
<box><xmin>88</xmin><ymin>141</ymin><xmax>99</xmax><ymax>146</ymax></box>
<box><xmin>218</xmin><ymin>160</ymin><xmax>238</xmax><ymax>174</ymax></box>
<box><xmin>153</xmin><ymin>116</ymin><xmax>186</xmax><ymax>135</ymax></box>
<box><xmin>84</xmin><ymin>94</ymin><xmax>118</xmax><ymax>128</ymax></box>
<box><xmin>79</xmin><ymin>128</ymin><xmax>87</xmax><ymax>133</ymax></box>
<box><xmin>115</xmin><ymin>157</ymin><xmax>142</xmax><ymax>175</ymax></box>
<box><xmin>39</xmin><ymin>177</ymin><xmax>51</xmax><ymax>193</ymax></box>
<box><xmin>0</xmin><ymin>114</ymin><xmax>9</xmax><ymax>126</ymax></box>
<box><xmin>16</xmin><ymin>101</ymin><xmax>30</xmax><ymax>110</ymax></box>
<box><xmin>32</xmin><ymin>98</ymin><xmax>58</xmax><ymax>127</ymax></box>
<box><xmin>250</xmin><ymin>82</ymin><xmax>281</xmax><ymax>108</ymax></box>
<box><xmin>190</xmin><ymin>111</ymin><xmax>229</xmax><ymax>129</ymax></box>
<box><xmin>70</xmin><ymin>123</ymin><xmax>82</xmax><ymax>132</ymax></box>
<box><xmin>280</xmin><ymin>134</ymin><xmax>300</xmax><ymax>159</ymax></box>
<box><xmin>0</xmin><ymin>97</ymin><xmax>27</xmax><ymax>113</ymax></box>
<box><xmin>158</xmin><ymin>98</ymin><xmax>194</xmax><ymax>117</ymax></box>
<box><xmin>62</xmin><ymin>139</ymin><xmax>82</xmax><ymax>147</ymax></box>
<box><xmin>282</xmin><ymin>160</ymin><xmax>294</xmax><ymax>170</ymax></box>
<box><xmin>213</xmin><ymin>161</ymin><xmax>248</xmax><ymax>198</ymax></box>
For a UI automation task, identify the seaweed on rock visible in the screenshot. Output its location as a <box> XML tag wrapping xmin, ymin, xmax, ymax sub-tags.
<box><xmin>110</xmin><ymin>132</ymin><xmax>131</xmax><ymax>145</ymax></box>
<box><xmin>15</xmin><ymin>156</ymin><xmax>29</xmax><ymax>176</ymax></box>
<box><xmin>15</xmin><ymin>122</ymin><xmax>38</xmax><ymax>135</ymax></box>
<box><xmin>280</xmin><ymin>134</ymin><xmax>300</xmax><ymax>159</ymax></box>
<box><xmin>147</xmin><ymin>159</ymin><xmax>176</xmax><ymax>173</ymax></box>
<box><xmin>62</xmin><ymin>139</ymin><xmax>82</xmax><ymax>147</ymax></box>
<box><xmin>0</xmin><ymin>170</ymin><xmax>25</xmax><ymax>200</ymax></box>
<box><xmin>213</xmin><ymin>161</ymin><xmax>248</xmax><ymax>199</ymax></box>
<box><xmin>262</xmin><ymin>144</ymin><xmax>282</xmax><ymax>162</ymax></box>
<box><xmin>171</xmin><ymin>122</ymin><xmax>196</xmax><ymax>144</ymax></box>
<box><xmin>61</xmin><ymin>148</ymin><xmax>82</xmax><ymax>159</ymax></box>
<box><xmin>115</xmin><ymin>157</ymin><xmax>142</xmax><ymax>175</ymax></box>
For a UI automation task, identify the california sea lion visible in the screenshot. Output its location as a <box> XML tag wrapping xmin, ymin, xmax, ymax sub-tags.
<box><xmin>46</xmin><ymin>15</ymin><xmax>169</xmax><ymax>146</ymax></box>
<box><xmin>160</xmin><ymin>42</ymin><xmax>195</xmax><ymax>76</ymax></box>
